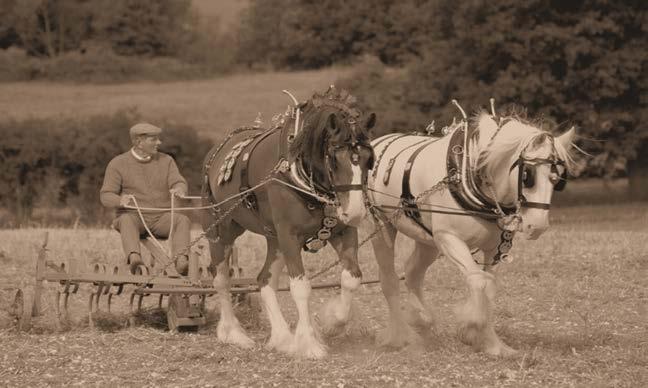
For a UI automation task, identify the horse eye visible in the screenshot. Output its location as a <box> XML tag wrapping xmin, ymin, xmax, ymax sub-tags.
<box><xmin>523</xmin><ymin>166</ymin><xmax>535</xmax><ymax>188</ymax></box>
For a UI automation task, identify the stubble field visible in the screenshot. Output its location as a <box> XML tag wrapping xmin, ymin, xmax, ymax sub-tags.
<box><xmin>0</xmin><ymin>201</ymin><xmax>646</xmax><ymax>387</ymax></box>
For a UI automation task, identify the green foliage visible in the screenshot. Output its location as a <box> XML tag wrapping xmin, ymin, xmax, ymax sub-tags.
<box><xmin>340</xmin><ymin>0</ymin><xmax>647</xmax><ymax>177</ymax></box>
<box><xmin>0</xmin><ymin>110</ymin><xmax>214</xmax><ymax>226</ymax></box>
<box><xmin>0</xmin><ymin>0</ymin><xmax>237</xmax><ymax>81</ymax></box>
<box><xmin>92</xmin><ymin>0</ymin><xmax>192</xmax><ymax>57</ymax></box>
<box><xmin>238</xmin><ymin>0</ymin><xmax>436</xmax><ymax>69</ymax></box>
<box><xmin>8</xmin><ymin>0</ymin><xmax>93</xmax><ymax>57</ymax></box>
<box><xmin>236</xmin><ymin>0</ymin><xmax>290</xmax><ymax>68</ymax></box>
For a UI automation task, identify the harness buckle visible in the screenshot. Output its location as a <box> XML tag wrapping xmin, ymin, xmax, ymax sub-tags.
<box><xmin>242</xmin><ymin>192</ymin><xmax>258</xmax><ymax>211</ymax></box>
<box><xmin>277</xmin><ymin>159</ymin><xmax>290</xmax><ymax>173</ymax></box>
<box><xmin>322</xmin><ymin>216</ymin><xmax>337</xmax><ymax>228</ymax></box>
<box><xmin>497</xmin><ymin>214</ymin><xmax>521</xmax><ymax>232</ymax></box>
<box><xmin>400</xmin><ymin>196</ymin><xmax>420</xmax><ymax>219</ymax></box>
<box><xmin>303</xmin><ymin>236</ymin><xmax>326</xmax><ymax>253</ymax></box>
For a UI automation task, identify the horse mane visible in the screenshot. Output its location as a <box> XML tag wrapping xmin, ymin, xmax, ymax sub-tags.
<box><xmin>288</xmin><ymin>87</ymin><xmax>365</xmax><ymax>161</ymax></box>
<box><xmin>472</xmin><ymin>112</ymin><xmax>576</xmax><ymax>179</ymax></box>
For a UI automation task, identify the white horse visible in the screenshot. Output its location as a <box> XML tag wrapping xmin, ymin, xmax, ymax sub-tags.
<box><xmin>366</xmin><ymin>111</ymin><xmax>576</xmax><ymax>356</ymax></box>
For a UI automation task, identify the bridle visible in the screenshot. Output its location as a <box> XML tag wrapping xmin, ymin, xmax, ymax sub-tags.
<box><xmin>295</xmin><ymin>115</ymin><xmax>374</xmax><ymax>206</ymax></box>
<box><xmin>324</xmin><ymin>121</ymin><xmax>374</xmax><ymax>194</ymax></box>
<box><xmin>509</xmin><ymin>151</ymin><xmax>567</xmax><ymax>210</ymax></box>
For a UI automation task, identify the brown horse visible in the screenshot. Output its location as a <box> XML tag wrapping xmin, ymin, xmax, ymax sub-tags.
<box><xmin>203</xmin><ymin>87</ymin><xmax>376</xmax><ymax>358</ymax></box>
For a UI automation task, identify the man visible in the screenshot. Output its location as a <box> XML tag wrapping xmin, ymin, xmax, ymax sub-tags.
<box><xmin>100</xmin><ymin>122</ymin><xmax>191</xmax><ymax>275</ymax></box>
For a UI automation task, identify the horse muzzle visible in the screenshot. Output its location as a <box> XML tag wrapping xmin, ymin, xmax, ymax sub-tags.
<box><xmin>336</xmin><ymin>195</ymin><xmax>366</xmax><ymax>227</ymax></box>
<box><xmin>520</xmin><ymin>222</ymin><xmax>549</xmax><ymax>240</ymax></box>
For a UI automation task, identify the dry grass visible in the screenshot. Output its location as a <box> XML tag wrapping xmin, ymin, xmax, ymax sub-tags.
<box><xmin>0</xmin><ymin>198</ymin><xmax>646</xmax><ymax>387</ymax></box>
<box><xmin>192</xmin><ymin>0</ymin><xmax>249</xmax><ymax>32</ymax></box>
<box><xmin>0</xmin><ymin>67</ymin><xmax>353</xmax><ymax>140</ymax></box>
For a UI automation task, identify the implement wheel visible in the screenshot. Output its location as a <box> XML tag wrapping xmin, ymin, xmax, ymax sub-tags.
<box><xmin>12</xmin><ymin>287</ymin><xmax>38</xmax><ymax>331</ymax></box>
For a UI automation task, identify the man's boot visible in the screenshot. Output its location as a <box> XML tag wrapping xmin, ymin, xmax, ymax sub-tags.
<box><xmin>127</xmin><ymin>252</ymin><xmax>143</xmax><ymax>274</ymax></box>
<box><xmin>175</xmin><ymin>255</ymin><xmax>189</xmax><ymax>276</ymax></box>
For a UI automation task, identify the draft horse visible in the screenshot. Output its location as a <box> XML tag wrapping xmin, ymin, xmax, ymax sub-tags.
<box><xmin>367</xmin><ymin>108</ymin><xmax>576</xmax><ymax>356</ymax></box>
<box><xmin>203</xmin><ymin>87</ymin><xmax>376</xmax><ymax>358</ymax></box>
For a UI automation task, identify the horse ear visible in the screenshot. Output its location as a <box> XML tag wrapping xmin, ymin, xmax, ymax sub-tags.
<box><xmin>557</xmin><ymin>126</ymin><xmax>576</xmax><ymax>149</ymax></box>
<box><xmin>365</xmin><ymin>113</ymin><xmax>377</xmax><ymax>131</ymax></box>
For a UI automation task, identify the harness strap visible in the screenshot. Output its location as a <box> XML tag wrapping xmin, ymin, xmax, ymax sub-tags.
<box><xmin>511</xmin><ymin>157</ymin><xmax>557</xmax><ymax>210</ymax></box>
<box><xmin>400</xmin><ymin>141</ymin><xmax>436</xmax><ymax>237</ymax></box>
<box><xmin>372</xmin><ymin>134</ymin><xmax>410</xmax><ymax>179</ymax></box>
<box><xmin>331</xmin><ymin>184</ymin><xmax>364</xmax><ymax>192</ymax></box>
<box><xmin>240</xmin><ymin>129</ymin><xmax>277</xmax><ymax>213</ymax></box>
<box><xmin>520</xmin><ymin>199</ymin><xmax>551</xmax><ymax>210</ymax></box>
<box><xmin>372</xmin><ymin>133</ymin><xmax>401</xmax><ymax>149</ymax></box>
<box><xmin>383</xmin><ymin>138</ymin><xmax>433</xmax><ymax>185</ymax></box>
<box><xmin>279</xmin><ymin>116</ymin><xmax>293</xmax><ymax>160</ymax></box>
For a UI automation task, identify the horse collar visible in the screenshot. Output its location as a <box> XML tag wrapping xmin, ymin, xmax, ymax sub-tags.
<box><xmin>446</xmin><ymin>125</ymin><xmax>517</xmax><ymax>219</ymax></box>
<box><xmin>303</xmin><ymin>206</ymin><xmax>339</xmax><ymax>253</ymax></box>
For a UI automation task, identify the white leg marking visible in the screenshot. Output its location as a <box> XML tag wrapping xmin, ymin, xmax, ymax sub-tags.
<box><xmin>290</xmin><ymin>276</ymin><xmax>327</xmax><ymax>359</ymax></box>
<box><xmin>260</xmin><ymin>285</ymin><xmax>293</xmax><ymax>352</ymax></box>
<box><xmin>321</xmin><ymin>269</ymin><xmax>361</xmax><ymax>335</ymax></box>
<box><xmin>213</xmin><ymin>268</ymin><xmax>254</xmax><ymax>348</ymax></box>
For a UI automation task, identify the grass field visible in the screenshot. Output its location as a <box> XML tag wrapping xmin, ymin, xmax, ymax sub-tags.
<box><xmin>192</xmin><ymin>0</ymin><xmax>249</xmax><ymax>32</ymax></box>
<box><xmin>0</xmin><ymin>199</ymin><xmax>646</xmax><ymax>386</ymax></box>
<box><xmin>0</xmin><ymin>66</ymin><xmax>353</xmax><ymax>140</ymax></box>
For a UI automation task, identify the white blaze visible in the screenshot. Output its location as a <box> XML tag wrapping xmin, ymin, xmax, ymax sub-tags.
<box><xmin>337</xmin><ymin>164</ymin><xmax>366</xmax><ymax>226</ymax></box>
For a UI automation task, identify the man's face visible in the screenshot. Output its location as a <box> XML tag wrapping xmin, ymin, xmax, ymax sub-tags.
<box><xmin>136</xmin><ymin>135</ymin><xmax>161</xmax><ymax>156</ymax></box>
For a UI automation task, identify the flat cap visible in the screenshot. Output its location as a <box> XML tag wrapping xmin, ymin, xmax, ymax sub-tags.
<box><xmin>130</xmin><ymin>123</ymin><xmax>162</xmax><ymax>138</ymax></box>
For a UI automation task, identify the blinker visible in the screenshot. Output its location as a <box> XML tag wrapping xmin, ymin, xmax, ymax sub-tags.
<box><xmin>516</xmin><ymin>158</ymin><xmax>567</xmax><ymax>191</ymax></box>
<box><xmin>522</xmin><ymin>165</ymin><xmax>535</xmax><ymax>188</ymax></box>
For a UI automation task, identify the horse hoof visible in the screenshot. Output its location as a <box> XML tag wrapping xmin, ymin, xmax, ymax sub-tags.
<box><xmin>376</xmin><ymin>327</ymin><xmax>420</xmax><ymax>350</ymax></box>
<box><xmin>291</xmin><ymin>338</ymin><xmax>327</xmax><ymax>359</ymax></box>
<box><xmin>485</xmin><ymin>343</ymin><xmax>519</xmax><ymax>358</ymax></box>
<box><xmin>402</xmin><ymin>304</ymin><xmax>435</xmax><ymax>332</ymax></box>
<box><xmin>217</xmin><ymin>322</ymin><xmax>255</xmax><ymax>349</ymax></box>
<box><xmin>266</xmin><ymin>333</ymin><xmax>294</xmax><ymax>353</ymax></box>
<box><xmin>298</xmin><ymin>344</ymin><xmax>327</xmax><ymax>359</ymax></box>
<box><xmin>457</xmin><ymin>322</ymin><xmax>485</xmax><ymax>346</ymax></box>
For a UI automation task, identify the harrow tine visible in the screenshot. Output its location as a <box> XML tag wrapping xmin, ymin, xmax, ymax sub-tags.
<box><xmin>107</xmin><ymin>294</ymin><xmax>113</xmax><ymax>313</ymax></box>
<box><xmin>129</xmin><ymin>292</ymin><xmax>144</xmax><ymax>314</ymax></box>
<box><xmin>95</xmin><ymin>284</ymin><xmax>105</xmax><ymax>311</ymax></box>
<box><xmin>88</xmin><ymin>293</ymin><xmax>95</xmax><ymax>328</ymax></box>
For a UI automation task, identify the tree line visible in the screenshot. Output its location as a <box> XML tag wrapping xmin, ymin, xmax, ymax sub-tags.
<box><xmin>0</xmin><ymin>0</ymin><xmax>235</xmax><ymax>81</ymax></box>
<box><xmin>240</xmin><ymin>0</ymin><xmax>647</xmax><ymax>197</ymax></box>
<box><xmin>0</xmin><ymin>0</ymin><xmax>646</xmax><ymax>224</ymax></box>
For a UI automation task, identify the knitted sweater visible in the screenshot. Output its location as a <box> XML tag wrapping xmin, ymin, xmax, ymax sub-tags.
<box><xmin>100</xmin><ymin>151</ymin><xmax>188</xmax><ymax>212</ymax></box>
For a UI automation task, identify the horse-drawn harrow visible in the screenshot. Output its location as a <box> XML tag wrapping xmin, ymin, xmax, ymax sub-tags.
<box><xmin>11</xmin><ymin>232</ymin><xmax>384</xmax><ymax>333</ymax></box>
<box><xmin>10</xmin><ymin>232</ymin><xmax>260</xmax><ymax>332</ymax></box>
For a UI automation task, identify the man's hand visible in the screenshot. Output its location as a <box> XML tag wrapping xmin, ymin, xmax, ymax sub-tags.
<box><xmin>119</xmin><ymin>194</ymin><xmax>134</xmax><ymax>207</ymax></box>
<box><xmin>169</xmin><ymin>187</ymin><xmax>187</xmax><ymax>198</ymax></box>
